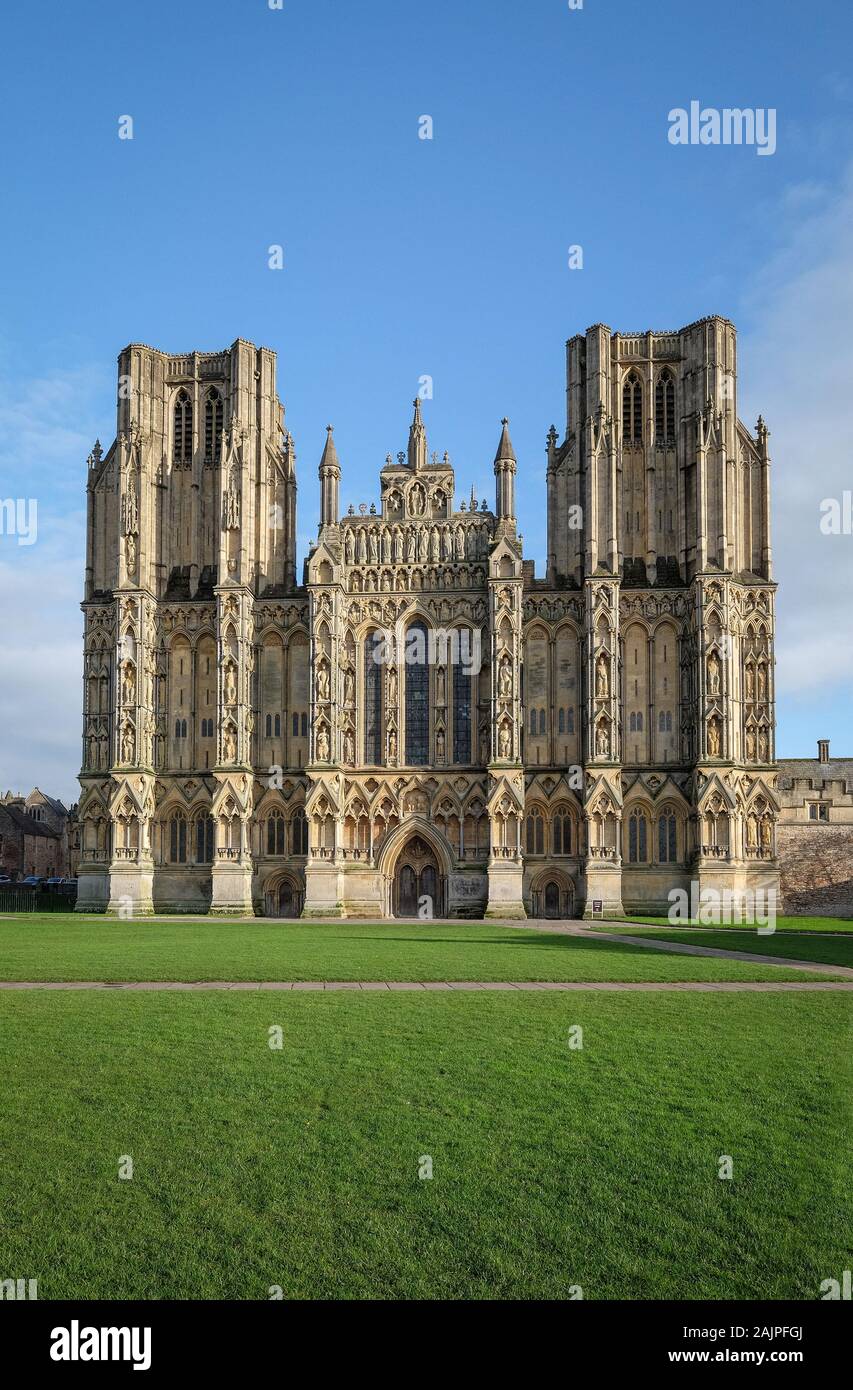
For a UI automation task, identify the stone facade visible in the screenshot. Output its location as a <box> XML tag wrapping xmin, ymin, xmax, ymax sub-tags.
<box><xmin>76</xmin><ymin>319</ymin><xmax>781</xmax><ymax>918</ymax></box>
<box><xmin>776</xmin><ymin>742</ymin><xmax>853</xmax><ymax>917</ymax></box>
<box><xmin>0</xmin><ymin>789</ymin><xmax>74</xmax><ymax>879</ymax></box>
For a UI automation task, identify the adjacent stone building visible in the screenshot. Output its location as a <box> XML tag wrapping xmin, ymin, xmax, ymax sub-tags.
<box><xmin>777</xmin><ymin>741</ymin><xmax>853</xmax><ymax>917</ymax></box>
<box><xmin>76</xmin><ymin>320</ymin><xmax>781</xmax><ymax>918</ymax></box>
<box><xmin>0</xmin><ymin>789</ymin><xmax>75</xmax><ymax>879</ymax></box>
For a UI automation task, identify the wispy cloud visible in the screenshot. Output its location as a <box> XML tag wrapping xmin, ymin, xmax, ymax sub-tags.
<box><xmin>0</xmin><ymin>364</ymin><xmax>105</xmax><ymax>805</ymax></box>
<box><xmin>740</xmin><ymin>164</ymin><xmax>853</xmax><ymax>699</ymax></box>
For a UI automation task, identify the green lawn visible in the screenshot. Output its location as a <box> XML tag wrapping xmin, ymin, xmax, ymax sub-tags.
<box><xmin>593</xmin><ymin>927</ymin><xmax>853</xmax><ymax>969</ymax></box>
<box><xmin>614</xmin><ymin>915</ymin><xmax>853</xmax><ymax>933</ymax></box>
<box><xmin>0</xmin><ymin>990</ymin><xmax>848</xmax><ymax>1300</ymax></box>
<box><xmin>0</xmin><ymin>915</ymin><xmax>843</xmax><ymax>982</ymax></box>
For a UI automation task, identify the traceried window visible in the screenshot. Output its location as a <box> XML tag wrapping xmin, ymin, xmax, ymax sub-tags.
<box><xmin>628</xmin><ymin>808</ymin><xmax>649</xmax><ymax>864</ymax></box>
<box><xmin>405</xmin><ymin>621</ymin><xmax>429</xmax><ymax>766</ymax></box>
<box><xmin>453</xmin><ymin>638</ymin><xmax>472</xmax><ymax>764</ymax></box>
<box><xmin>658</xmin><ymin>811</ymin><xmax>677</xmax><ymax>863</ymax></box>
<box><xmin>169</xmin><ymin>814</ymin><xmax>187</xmax><ymax>864</ymax></box>
<box><xmin>525</xmin><ymin>807</ymin><xmax>545</xmax><ymax>855</ymax></box>
<box><xmin>204</xmin><ymin>388</ymin><xmax>223</xmax><ymax>462</ymax></box>
<box><xmin>655</xmin><ymin>369</ymin><xmax>676</xmax><ymax>444</ymax></box>
<box><xmin>364</xmin><ymin>631</ymin><xmax>383</xmax><ymax>764</ymax></box>
<box><xmin>174</xmin><ymin>389</ymin><xmax>193</xmax><ymax>464</ymax></box>
<box><xmin>266</xmin><ymin>810</ymin><xmax>286</xmax><ymax>856</ymax></box>
<box><xmin>291</xmin><ymin>808</ymin><xmax>308</xmax><ymax>854</ymax></box>
<box><xmin>553</xmin><ymin>808</ymin><xmax>572</xmax><ymax>856</ymax></box>
<box><xmin>195</xmin><ymin>815</ymin><xmax>214</xmax><ymax>864</ymax></box>
<box><xmin>622</xmin><ymin>372</ymin><xmax>643</xmax><ymax>444</ymax></box>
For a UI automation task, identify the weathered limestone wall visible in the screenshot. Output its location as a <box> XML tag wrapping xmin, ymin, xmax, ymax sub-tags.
<box><xmin>777</xmin><ymin>824</ymin><xmax>853</xmax><ymax>918</ymax></box>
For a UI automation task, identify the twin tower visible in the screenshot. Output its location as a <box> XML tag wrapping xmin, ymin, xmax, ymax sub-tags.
<box><xmin>77</xmin><ymin>319</ymin><xmax>780</xmax><ymax>920</ymax></box>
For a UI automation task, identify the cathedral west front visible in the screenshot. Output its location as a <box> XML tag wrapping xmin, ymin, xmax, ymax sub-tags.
<box><xmin>76</xmin><ymin>318</ymin><xmax>780</xmax><ymax>919</ymax></box>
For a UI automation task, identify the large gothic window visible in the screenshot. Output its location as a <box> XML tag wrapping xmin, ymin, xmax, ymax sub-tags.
<box><xmin>266</xmin><ymin>810</ymin><xmax>286</xmax><ymax>856</ymax></box>
<box><xmin>204</xmin><ymin>388</ymin><xmax>223</xmax><ymax>462</ymax></box>
<box><xmin>525</xmin><ymin>807</ymin><xmax>545</xmax><ymax>855</ymax></box>
<box><xmin>169</xmin><ymin>814</ymin><xmax>187</xmax><ymax>864</ymax></box>
<box><xmin>453</xmin><ymin>636</ymin><xmax>472</xmax><ymax>764</ymax></box>
<box><xmin>655</xmin><ymin>369</ymin><xmax>675</xmax><ymax>444</ymax></box>
<box><xmin>405</xmin><ymin>621</ymin><xmax>429</xmax><ymax>766</ymax></box>
<box><xmin>627</xmin><ymin>808</ymin><xmax>649</xmax><ymax>864</ymax></box>
<box><xmin>553</xmin><ymin>808</ymin><xmax>572</xmax><ymax>856</ymax></box>
<box><xmin>363</xmin><ymin>631</ymin><xmax>383</xmax><ymax>764</ymax></box>
<box><xmin>173</xmin><ymin>389</ymin><xmax>193</xmax><ymax>464</ymax></box>
<box><xmin>291</xmin><ymin>808</ymin><xmax>308</xmax><ymax>855</ymax></box>
<box><xmin>658</xmin><ymin>811</ymin><xmax>677</xmax><ymax>864</ymax></box>
<box><xmin>195</xmin><ymin>814</ymin><xmax>214</xmax><ymax>864</ymax></box>
<box><xmin>622</xmin><ymin>372</ymin><xmax>642</xmax><ymax>444</ymax></box>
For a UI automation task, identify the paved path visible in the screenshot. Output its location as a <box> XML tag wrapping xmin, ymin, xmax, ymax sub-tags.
<box><xmin>0</xmin><ymin>979</ymin><xmax>850</xmax><ymax>991</ymax></box>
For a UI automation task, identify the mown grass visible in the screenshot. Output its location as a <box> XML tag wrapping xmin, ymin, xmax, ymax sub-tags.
<box><xmin>614</xmin><ymin>915</ymin><xmax>853</xmax><ymax>933</ymax></box>
<box><xmin>595</xmin><ymin>927</ymin><xmax>853</xmax><ymax>969</ymax></box>
<box><xmin>0</xmin><ymin>915</ymin><xmax>842</xmax><ymax>982</ymax></box>
<box><xmin>0</xmin><ymin>990</ymin><xmax>849</xmax><ymax>1300</ymax></box>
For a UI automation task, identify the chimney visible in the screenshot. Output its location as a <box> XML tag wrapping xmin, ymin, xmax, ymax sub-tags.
<box><xmin>818</xmin><ymin>739</ymin><xmax>830</xmax><ymax>764</ymax></box>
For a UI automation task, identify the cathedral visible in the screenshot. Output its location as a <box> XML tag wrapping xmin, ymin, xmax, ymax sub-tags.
<box><xmin>76</xmin><ymin>318</ymin><xmax>780</xmax><ymax>919</ymax></box>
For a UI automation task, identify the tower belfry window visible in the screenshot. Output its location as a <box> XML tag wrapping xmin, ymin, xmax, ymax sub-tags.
<box><xmin>174</xmin><ymin>389</ymin><xmax>193</xmax><ymax>464</ymax></box>
<box><xmin>655</xmin><ymin>369</ymin><xmax>675</xmax><ymax>444</ymax></box>
<box><xmin>204</xmin><ymin>388</ymin><xmax>223</xmax><ymax>463</ymax></box>
<box><xmin>622</xmin><ymin>372</ymin><xmax>642</xmax><ymax>444</ymax></box>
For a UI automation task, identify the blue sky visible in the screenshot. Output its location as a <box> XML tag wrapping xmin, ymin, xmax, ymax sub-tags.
<box><xmin>1</xmin><ymin>0</ymin><xmax>852</xmax><ymax>801</ymax></box>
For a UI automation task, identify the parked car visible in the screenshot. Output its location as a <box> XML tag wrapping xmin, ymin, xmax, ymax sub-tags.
<box><xmin>0</xmin><ymin>875</ymin><xmax>13</xmax><ymax>886</ymax></box>
<box><xmin>20</xmin><ymin>876</ymin><xmax>43</xmax><ymax>888</ymax></box>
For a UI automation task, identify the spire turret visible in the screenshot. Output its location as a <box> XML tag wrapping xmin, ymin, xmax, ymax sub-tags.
<box><xmin>407</xmin><ymin>397</ymin><xmax>427</xmax><ymax>470</ymax></box>
<box><xmin>493</xmin><ymin>417</ymin><xmax>517</xmax><ymax>521</ymax></box>
<box><xmin>319</xmin><ymin>424</ymin><xmax>341</xmax><ymax>527</ymax></box>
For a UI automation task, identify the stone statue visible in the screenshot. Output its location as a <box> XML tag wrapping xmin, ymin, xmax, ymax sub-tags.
<box><xmin>746</xmin><ymin>727</ymin><xmax>756</xmax><ymax>761</ymax></box>
<box><xmin>745</xmin><ymin>664</ymin><xmax>755</xmax><ymax>700</ymax></box>
<box><xmin>317</xmin><ymin>662</ymin><xmax>329</xmax><ymax>703</ymax></box>
<box><xmin>498</xmin><ymin>724</ymin><xmax>511</xmax><ymax>759</ymax></box>
<box><xmin>758</xmin><ymin>729</ymin><xmax>769</xmax><ymax>762</ymax></box>
<box><xmin>436</xmin><ymin>728</ymin><xmax>445</xmax><ymax>760</ymax></box>
<box><xmin>747</xmin><ymin>815</ymin><xmax>758</xmax><ymax>847</ymax></box>
<box><xmin>344</xmin><ymin>668</ymin><xmax>355</xmax><ymax>706</ymax></box>
<box><xmin>122</xmin><ymin>663</ymin><xmax>135</xmax><ymax>706</ymax></box>
<box><xmin>125</xmin><ymin>534</ymin><xmax>136</xmax><ymax>576</ymax></box>
<box><xmin>224</xmin><ymin>726</ymin><xmax>237</xmax><ymax>762</ymax></box>
<box><xmin>499</xmin><ymin>659</ymin><xmax>512</xmax><ymax>699</ymax></box>
<box><xmin>316</xmin><ymin>727</ymin><xmax>330</xmax><ymax>762</ymax></box>
<box><xmin>121</xmin><ymin>724</ymin><xmax>134</xmax><ymax>764</ymax></box>
<box><xmin>225</xmin><ymin>664</ymin><xmax>237</xmax><ymax>705</ymax></box>
<box><xmin>707</xmin><ymin>651</ymin><xmax>721</xmax><ymax>695</ymax></box>
<box><xmin>436</xmin><ymin>667</ymin><xmax>445</xmax><ymax>704</ymax></box>
<box><xmin>388</xmin><ymin>668</ymin><xmax>397</xmax><ymax>705</ymax></box>
<box><xmin>388</xmin><ymin>729</ymin><xmax>397</xmax><ymax>762</ymax></box>
<box><xmin>760</xmin><ymin>817</ymin><xmax>772</xmax><ymax>848</ymax></box>
<box><xmin>595</xmin><ymin>721</ymin><xmax>609</xmax><ymax>757</ymax></box>
<box><xmin>343</xmin><ymin>729</ymin><xmax>354</xmax><ymax>764</ymax></box>
<box><xmin>708</xmin><ymin>719</ymin><xmax>721</xmax><ymax>757</ymax></box>
<box><xmin>596</xmin><ymin>654</ymin><xmax>609</xmax><ymax>699</ymax></box>
<box><xmin>757</xmin><ymin>665</ymin><xmax>767</xmax><ymax>700</ymax></box>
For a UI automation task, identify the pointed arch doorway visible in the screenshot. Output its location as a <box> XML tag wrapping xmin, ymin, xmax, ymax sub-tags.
<box><xmin>393</xmin><ymin>835</ymin><xmax>445</xmax><ymax>918</ymax></box>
